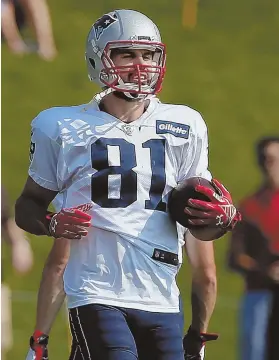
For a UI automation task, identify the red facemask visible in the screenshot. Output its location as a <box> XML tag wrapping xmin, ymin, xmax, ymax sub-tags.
<box><xmin>100</xmin><ymin>40</ymin><xmax>166</xmax><ymax>97</ymax></box>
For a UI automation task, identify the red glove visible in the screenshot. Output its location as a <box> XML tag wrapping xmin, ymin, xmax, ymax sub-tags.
<box><xmin>184</xmin><ymin>179</ymin><xmax>241</xmax><ymax>230</ymax></box>
<box><xmin>46</xmin><ymin>203</ymin><xmax>92</xmax><ymax>239</ymax></box>
<box><xmin>29</xmin><ymin>330</ymin><xmax>49</xmax><ymax>360</ymax></box>
<box><xmin>183</xmin><ymin>326</ymin><xmax>219</xmax><ymax>360</ymax></box>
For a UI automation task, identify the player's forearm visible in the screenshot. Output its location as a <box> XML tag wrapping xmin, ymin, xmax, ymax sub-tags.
<box><xmin>15</xmin><ymin>195</ymin><xmax>51</xmax><ymax>236</ymax></box>
<box><xmin>35</xmin><ymin>261</ymin><xmax>66</xmax><ymax>334</ymax></box>
<box><xmin>190</xmin><ymin>272</ymin><xmax>217</xmax><ymax>333</ymax></box>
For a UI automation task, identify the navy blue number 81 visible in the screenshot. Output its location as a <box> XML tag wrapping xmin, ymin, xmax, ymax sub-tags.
<box><xmin>91</xmin><ymin>138</ymin><xmax>166</xmax><ymax>211</ymax></box>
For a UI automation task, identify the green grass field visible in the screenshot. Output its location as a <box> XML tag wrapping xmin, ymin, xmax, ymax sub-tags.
<box><xmin>2</xmin><ymin>0</ymin><xmax>279</xmax><ymax>358</ymax></box>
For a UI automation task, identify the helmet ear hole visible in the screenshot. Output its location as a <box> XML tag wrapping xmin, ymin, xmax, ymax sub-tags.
<box><xmin>89</xmin><ymin>58</ymin><xmax>96</xmax><ymax>69</ymax></box>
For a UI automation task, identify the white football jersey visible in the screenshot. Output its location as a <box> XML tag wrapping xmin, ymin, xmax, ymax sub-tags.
<box><xmin>29</xmin><ymin>97</ymin><xmax>211</xmax><ymax>313</ymax></box>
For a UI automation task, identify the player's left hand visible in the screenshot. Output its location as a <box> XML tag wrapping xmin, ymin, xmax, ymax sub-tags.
<box><xmin>184</xmin><ymin>179</ymin><xmax>241</xmax><ymax>230</ymax></box>
<box><xmin>25</xmin><ymin>348</ymin><xmax>37</xmax><ymax>360</ymax></box>
<box><xmin>183</xmin><ymin>326</ymin><xmax>219</xmax><ymax>360</ymax></box>
<box><xmin>26</xmin><ymin>331</ymin><xmax>49</xmax><ymax>360</ymax></box>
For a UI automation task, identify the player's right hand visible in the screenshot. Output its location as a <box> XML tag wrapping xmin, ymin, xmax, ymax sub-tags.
<box><xmin>26</xmin><ymin>331</ymin><xmax>49</xmax><ymax>360</ymax></box>
<box><xmin>183</xmin><ymin>326</ymin><xmax>219</xmax><ymax>360</ymax></box>
<box><xmin>46</xmin><ymin>203</ymin><xmax>92</xmax><ymax>239</ymax></box>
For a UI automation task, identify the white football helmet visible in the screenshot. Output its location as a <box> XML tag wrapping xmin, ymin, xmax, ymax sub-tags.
<box><xmin>85</xmin><ymin>9</ymin><xmax>166</xmax><ymax>99</ymax></box>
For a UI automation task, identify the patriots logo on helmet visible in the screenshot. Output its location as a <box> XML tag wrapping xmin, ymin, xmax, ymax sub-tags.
<box><xmin>94</xmin><ymin>13</ymin><xmax>118</xmax><ymax>40</ymax></box>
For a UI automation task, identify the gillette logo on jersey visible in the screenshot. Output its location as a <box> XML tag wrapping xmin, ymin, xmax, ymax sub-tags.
<box><xmin>156</xmin><ymin>120</ymin><xmax>190</xmax><ymax>139</ymax></box>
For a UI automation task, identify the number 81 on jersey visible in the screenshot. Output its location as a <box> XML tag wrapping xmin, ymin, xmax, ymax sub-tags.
<box><xmin>91</xmin><ymin>137</ymin><xmax>167</xmax><ymax>212</ymax></box>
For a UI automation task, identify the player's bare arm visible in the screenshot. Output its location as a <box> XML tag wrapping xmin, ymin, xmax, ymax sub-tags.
<box><xmin>15</xmin><ymin>176</ymin><xmax>58</xmax><ymax>235</ymax></box>
<box><xmin>185</xmin><ymin>232</ymin><xmax>217</xmax><ymax>332</ymax></box>
<box><xmin>183</xmin><ymin>232</ymin><xmax>219</xmax><ymax>359</ymax></box>
<box><xmin>15</xmin><ymin>177</ymin><xmax>92</xmax><ymax>239</ymax></box>
<box><xmin>35</xmin><ymin>238</ymin><xmax>70</xmax><ymax>334</ymax></box>
<box><xmin>26</xmin><ymin>238</ymin><xmax>70</xmax><ymax>360</ymax></box>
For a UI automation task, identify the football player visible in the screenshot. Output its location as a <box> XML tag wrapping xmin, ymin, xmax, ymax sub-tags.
<box><xmin>16</xmin><ymin>9</ymin><xmax>239</xmax><ymax>360</ymax></box>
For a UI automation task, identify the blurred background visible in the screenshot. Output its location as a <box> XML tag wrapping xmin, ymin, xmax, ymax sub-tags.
<box><xmin>1</xmin><ymin>0</ymin><xmax>279</xmax><ymax>359</ymax></box>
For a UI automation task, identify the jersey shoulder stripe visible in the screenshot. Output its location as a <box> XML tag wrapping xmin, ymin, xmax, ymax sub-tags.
<box><xmin>31</xmin><ymin>104</ymin><xmax>88</xmax><ymax>140</ymax></box>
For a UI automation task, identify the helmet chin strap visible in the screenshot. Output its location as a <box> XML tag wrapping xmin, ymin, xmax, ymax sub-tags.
<box><xmin>113</xmin><ymin>91</ymin><xmax>141</xmax><ymax>102</ymax></box>
<box><xmin>93</xmin><ymin>87</ymin><xmax>114</xmax><ymax>103</ymax></box>
<box><xmin>93</xmin><ymin>85</ymin><xmax>155</xmax><ymax>104</ymax></box>
<box><xmin>116</xmin><ymin>77</ymin><xmax>150</xmax><ymax>100</ymax></box>
<box><xmin>97</xmin><ymin>70</ymin><xmax>156</xmax><ymax>102</ymax></box>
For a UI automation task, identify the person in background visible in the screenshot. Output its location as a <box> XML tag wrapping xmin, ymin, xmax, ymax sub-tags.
<box><xmin>227</xmin><ymin>136</ymin><xmax>279</xmax><ymax>360</ymax></box>
<box><xmin>1</xmin><ymin>0</ymin><xmax>57</xmax><ymax>60</ymax></box>
<box><xmin>1</xmin><ymin>0</ymin><xmax>28</xmax><ymax>55</ymax></box>
<box><xmin>1</xmin><ymin>186</ymin><xmax>34</xmax><ymax>360</ymax></box>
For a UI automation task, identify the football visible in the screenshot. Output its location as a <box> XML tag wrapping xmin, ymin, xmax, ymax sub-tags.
<box><xmin>168</xmin><ymin>177</ymin><xmax>227</xmax><ymax>241</ymax></box>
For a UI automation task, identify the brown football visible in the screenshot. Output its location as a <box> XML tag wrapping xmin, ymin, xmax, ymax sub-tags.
<box><xmin>168</xmin><ymin>177</ymin><xmax>227</xmax><ymax>241</ymax></box>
